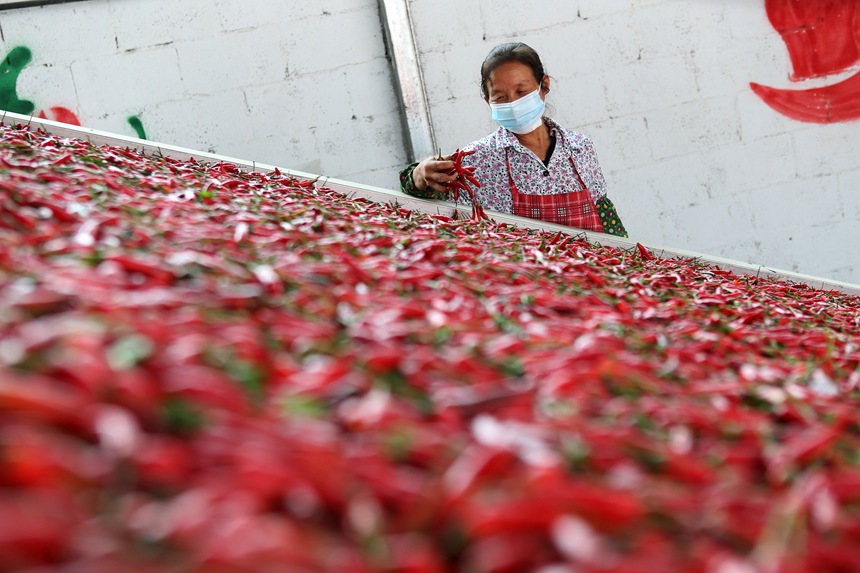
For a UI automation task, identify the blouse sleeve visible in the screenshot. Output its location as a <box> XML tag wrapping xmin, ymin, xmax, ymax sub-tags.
<box><xmin>399</xmin><ymin>162</ymin><xmax>449</xmax><ymax>200</ymax></box>
<box><xmin>581</xmin><ymin>136</ymin><xmax>609</xmax><ymax>200</ymax></box>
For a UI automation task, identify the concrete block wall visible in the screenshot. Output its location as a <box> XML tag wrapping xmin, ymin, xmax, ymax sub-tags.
<box><xmin>0</xmin><ymin>0</ymin><xmax>408</xmax><ymax>186</ymax></box>
<box><xmin>409</xmin><ymin>0</ymin><xmax>859</xmax><ymax>284</ymax></box>
<box><xmin>1</xmin><ymin>0</ymin><xmax>858</xmax><ymax>284</ymax></box>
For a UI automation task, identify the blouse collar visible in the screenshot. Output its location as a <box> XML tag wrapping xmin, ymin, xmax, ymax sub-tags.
<box><xmin>489</xmin><ymin>117</ymin><xmax>583</xmax><ymax>155</ymax></box>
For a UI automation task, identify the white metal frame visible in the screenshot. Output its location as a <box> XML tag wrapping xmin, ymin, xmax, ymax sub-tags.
<box><xmin>0</xmin><ymin>0</ymin><xmax>88</xmax><ymax>10</ymax></box>
<box><xmin>3</xmin><ymin>111</ymin><xmax>858</xmax><ymax>296</ymax></box>
<box><xmin>378</xmin><ymin>0</ymin><xmax>436</xmax><ymax>162</ymax></box>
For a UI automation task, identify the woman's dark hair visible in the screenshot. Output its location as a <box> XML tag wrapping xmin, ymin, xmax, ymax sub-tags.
<box><xmin>480</xmin><ymin>42</ymin><xmax>547</xmax><ymax>99</ymax></box>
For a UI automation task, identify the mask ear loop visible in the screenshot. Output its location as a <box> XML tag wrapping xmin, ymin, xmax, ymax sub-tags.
<box><xmin>540</xmin><ymin>75</ymin><xmax>553</xmax><ymax>117</ymax></box>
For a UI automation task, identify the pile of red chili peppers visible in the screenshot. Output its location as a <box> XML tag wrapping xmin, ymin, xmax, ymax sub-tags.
<box><xmin>1</xmin><ymin>123</ymin><xmax>860</xmax><ymax>573</ymax></box>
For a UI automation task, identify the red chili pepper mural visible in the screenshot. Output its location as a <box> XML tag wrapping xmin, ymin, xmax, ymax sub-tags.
<box><xmin>36</xmin><ymin>106</ymin><xmax>82</xmax><ymax>126</ymax></box>
<box><xmin>750</xmin><ymin>0</ymin><xmax>860</xmax><ymax>123</ymax></box>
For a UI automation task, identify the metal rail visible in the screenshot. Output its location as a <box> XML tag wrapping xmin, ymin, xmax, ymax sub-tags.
<box><xmin>0</xmin><ymin>0</ymin><xmax>90</xmax><ymax>10</ymax></box>
<box><xmin>3</xmin><ymin>110</ymin><xmax>858</xmax><ymax>296</ymax></box>
<box><xmin>378</xmin><ymin>0</ymin><xmax>436</xmax><ymax>162</ymax></box>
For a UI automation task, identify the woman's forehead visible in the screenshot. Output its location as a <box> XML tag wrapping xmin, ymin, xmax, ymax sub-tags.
<box><xmin>488</xmin><ymin>62</ymin><xmax>537</xmax><ymax>87</ymax></box>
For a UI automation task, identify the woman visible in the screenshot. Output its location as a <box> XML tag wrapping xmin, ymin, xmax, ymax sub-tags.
<box><xmin>399</xmin><ymin>42</ymin><xmax>627</xmax><ymax>237</ymax></box>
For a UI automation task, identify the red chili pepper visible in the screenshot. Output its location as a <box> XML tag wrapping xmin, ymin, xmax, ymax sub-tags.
<box><xmin>51</xmin><ymin>152</ymin><xmax>73</xmax><ymax>165</ymax></box>
<box><xmin>221</xmin><ymin>179</ymin><xmax>247</xmax><ymax>190</ymax></box>
<box><xmin>0</xmin><ymin>490</ymin><xmax>80</xmax><ymax>568</ymax></box>
<box><xmin>36</xmin><ymin>172</ymin><xmax>69</xmax><ymax>183</ymax></box>
<box><xmin>0</xmin><ymin>202</ymin><xmax>37</xmax><ymax>229</ymax></box>
<box><xmin>444</xmin><ymin>148</ymin><xmax>489</xmax><ymax>221</ymax></box>
<box><xmin>23</xmin><ymin>199</ymin><xmax>79</xmax><ymax>223</ymax></box>
<box><xmin>637</xmin><ymin>242</ymin><xmax>655</xmax><ymax>260</ymax></box>
<box><xmin>0</xmin><ymin>372</ymin><xmax>90</xmax><ymax>430</ymax></box>
<box><xmin>104</xmin><ymin>254</ymin><xmax>175</xmax><ymax>285</ymax></box>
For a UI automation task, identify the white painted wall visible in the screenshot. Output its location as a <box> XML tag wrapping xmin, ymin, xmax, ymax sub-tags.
<box><xmin>1</xmin><ymin>0</ymin><xmax>408</xmax><ymax>186</ymax></box>
<box><xmin>1</xmin><ymin>0</ymin><xmax>858</xmax><ymax>284</ymax></box>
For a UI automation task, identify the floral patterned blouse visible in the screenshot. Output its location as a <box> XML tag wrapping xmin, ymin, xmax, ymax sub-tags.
<box><xmin>400</xmin><ymin>117</ymin><xmax>627</xmax><ymax>237</ymax></box>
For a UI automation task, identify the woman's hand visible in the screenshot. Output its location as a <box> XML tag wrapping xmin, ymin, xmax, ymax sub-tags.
<box><xmin>412</xmin><ymin>156</ymin><xmax>457</xmax><ymax>193</ymax></box>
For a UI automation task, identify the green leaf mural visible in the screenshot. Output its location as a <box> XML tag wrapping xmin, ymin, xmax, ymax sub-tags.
<box><xmin>0</xmin><ymin>46</ymin><xmax>35</xmax><ymax>115</ymax></box>
<box><xmin>127</xmin><ymin>115</ymin><xmax>147</xmax><ymax>140</ymax></box>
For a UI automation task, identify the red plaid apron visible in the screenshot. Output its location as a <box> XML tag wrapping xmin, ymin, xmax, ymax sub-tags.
<box><xmin>506</xmin><ymin>150</ymin><xmax>604</xmax><ymax>232</ymax></box>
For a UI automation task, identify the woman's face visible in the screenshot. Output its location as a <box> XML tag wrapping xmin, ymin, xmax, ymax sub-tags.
<box><xmin>485</xmin><ymin>61</ymin><xmax>547</xmax><ymax>104</ymax></box>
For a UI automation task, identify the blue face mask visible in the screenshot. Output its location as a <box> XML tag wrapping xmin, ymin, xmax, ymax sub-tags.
<box><xmin>489</xmin><ymin>88</ymin><xmax>545</xmax><ymax>134</ymax></box>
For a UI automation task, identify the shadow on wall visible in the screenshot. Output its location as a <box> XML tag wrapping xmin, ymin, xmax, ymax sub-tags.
<box><xmin>750</xmin><ymin>0</ymin><xmax>860</xmax><ymax>124</ymax></box>
<box><xmin>1</xmin><ymin>45</ymin><xmax>148</xmax><ymax>139</ymax></box>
